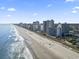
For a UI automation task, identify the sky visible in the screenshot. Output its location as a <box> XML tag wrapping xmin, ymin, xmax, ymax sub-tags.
<box><xmin>0</xmin><ymin>0</ymin><xmax>79</xmax><ymax>23</ymax></box>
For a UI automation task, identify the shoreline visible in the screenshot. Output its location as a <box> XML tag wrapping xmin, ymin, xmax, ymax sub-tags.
<box><xmin>11</xmin><ymin>25</ymin><xmax>35</xmax><ymax>59</ymax></box>
<box><xmin>14</xmin><ymin>25</ymin><xmax>38</xmax><ymax>59</ymax></box>
<box><xmin>23</xmin><ymin>38</ymin><xmax>39</xmax><ymax>59</ymax></box>
<box><xmin>15</xmin><ymin>25</ymin><xmax>79</xmax><ymax>59</ymax></box>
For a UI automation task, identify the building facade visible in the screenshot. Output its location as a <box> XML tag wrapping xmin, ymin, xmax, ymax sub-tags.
<box><xmin>43</xmin><ymin>19</ymin><xmax>55</xmax><ymax>36</ymax></box>
<box><xmin>39</xmin><ymin>24</ymin><xmax>44</xmax><ymax>32</ymax></box>
<box><xmin>56</xmin><ymin>23</ymin><xmax>62</xmax><ymax>37</ymax></box>
<box><xmin>62</xmin><ymin>23</ymin><xmax>70</xmax><ymax>36</ymax></box>
<box><xmin>33</xmin><ymin>21</ymin><xmax>40</xmax><ymax>31</ymax></box>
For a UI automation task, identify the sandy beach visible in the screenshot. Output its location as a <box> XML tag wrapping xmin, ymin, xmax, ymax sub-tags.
<box><xmin>15</xmin><ymin>25</ymin><xmax>79</xmax><ymax>59</ymax></box>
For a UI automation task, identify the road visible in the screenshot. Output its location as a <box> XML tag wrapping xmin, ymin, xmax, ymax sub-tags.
<box><xmin>15</xmin><ymin>25</ymin><xmax>79</xmax><ymax>59</ymax></box>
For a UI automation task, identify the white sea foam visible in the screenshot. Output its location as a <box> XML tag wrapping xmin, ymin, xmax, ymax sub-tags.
<box><xmin>8</xmin><ymin>35</ymin><xmax>12</xmax><ymax>38</ymax></box>
<box><xmin>7</xmin><ymin>25</ymin><xmax>33</xmax><ymax>59</ymax></box>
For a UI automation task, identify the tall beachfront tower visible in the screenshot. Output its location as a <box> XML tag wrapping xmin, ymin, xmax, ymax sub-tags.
<box><xmin>62</xmin><ymin>23</ymin><xmax>70</xmax><ymax>36</ymax></box>
<box><xmin>33</xmin><ymin>21</ymin><xmax>40</xmax><ymax>31</ymax></box>
<box><xmin>43</xmin><ymin>19</ymin><xmax>55</xmax><ymax>36</ymax></box>
<box><xmin>56</xmin><ymin>23</ymin><xmax>62</xmax><ymax>37</ymax></box>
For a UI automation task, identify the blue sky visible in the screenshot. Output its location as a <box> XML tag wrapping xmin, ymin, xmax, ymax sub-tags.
<box><xmin>0</xmin><ymin>0</ymin><xmax>79</xmax><ymax>23</ymax></box>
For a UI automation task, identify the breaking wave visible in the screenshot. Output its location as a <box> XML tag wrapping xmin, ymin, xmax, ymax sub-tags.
<box><xmin>7</xmin><ymin>25</ymin><xmax>33</xmax><ymax>59</ymax></box>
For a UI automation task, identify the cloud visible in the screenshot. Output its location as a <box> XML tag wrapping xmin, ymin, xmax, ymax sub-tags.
<box><xmin>65</xmin><ymin>0</ymin><xmax>75</xmax><ymax>2</ymax></box>
<box><xmin>8</xmin><ymin>8</ymin><xmax>16</xmax><ymax>11</ymax></box>
<box><xmin>74</xmin><ymin>6</ymin><xmax>79</xmax><ymax>9</ymax></box>
<box><xmin>65</xmin><ymin>0</ymin><xmax>79</xmax><ymax>2</ymax></box>
<box><xmin>33</xmin><ymin>13</ymin><xmax>38</xmax><ymax>16</ymax></box>
<box><xmin>0</xmin><ymin>6</ymin><xmax>5</xmax><ymax>10</ymax></box>
<box><xmin>7</xmin><ymin>15</ymin><xmax>11</xmax><ymax>17</ymax></box>
<box><xmin>72</xmin><ymin>6</ymin><xmax>79</xmax><ymax>13</ymax></box>
<box><xmin>42</xmin><ymin>18</ymin><xmax>45</xmax><ymax>19</ymax></box>
<box><xmin>47</xmin><ymin>4</ymin><xmax>52</xmax><ymax>8</ymax></box>
<box><xmin>72</xmin><ymin>10</ymin><xmax>77</xmax><ymax>13</ymax></box>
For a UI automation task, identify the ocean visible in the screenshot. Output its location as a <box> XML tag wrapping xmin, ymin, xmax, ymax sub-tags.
<box><xmin>0</xmin><ymin>24</ymin><xmax>33</xmax><ymax>59</ymax></box>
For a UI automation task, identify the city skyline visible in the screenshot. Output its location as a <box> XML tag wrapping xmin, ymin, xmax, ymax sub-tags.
<box><xmin>0</xmin><ymin>0</ymin><xmax>79</xmax><ymax>23</ymax></box>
